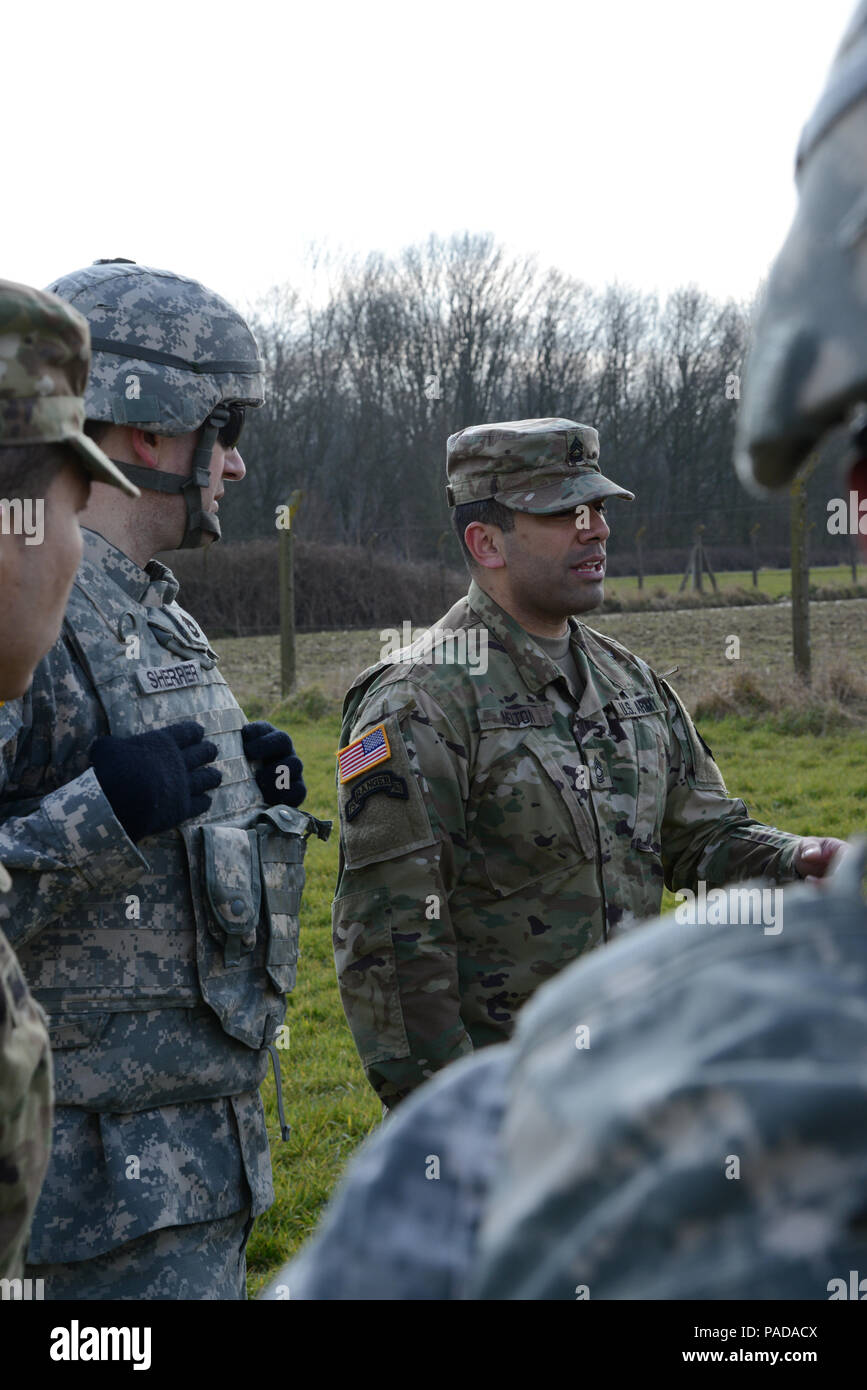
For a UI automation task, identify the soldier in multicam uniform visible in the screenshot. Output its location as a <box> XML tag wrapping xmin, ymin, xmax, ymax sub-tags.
<box><xmin>0</xmin><ymin>259</ymin><xmax>329</xmax><ymax>1299</ymax></box>
<box><xmin>333</xmin><ymin>416</ymin><xmax>841</xmax><ymax>1111</ymax></box>
<box><xmin>263</xmin><ymin>0</ymin><xmax>867</xmax><ymax>1301</ymax></box>
<box><xmin>0</xmin><ymin>278</ymin><xmax>138</xmax><ymax>1283</ymax></box>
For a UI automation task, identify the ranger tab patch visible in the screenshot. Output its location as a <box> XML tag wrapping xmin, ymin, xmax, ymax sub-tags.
<box><xmin>136</xmin><ymin>661</ymin><xmax>201</xmax><ymax>694</ymax></box>
<box><xmin>345</xmin><ymin>771</ymin><xmax>408</xmax><ymax>820</ymax></box>
<box><xmin>338</xmin><ymin>723</ymin><xmax>391</xmax><ymax>784</ymax></box>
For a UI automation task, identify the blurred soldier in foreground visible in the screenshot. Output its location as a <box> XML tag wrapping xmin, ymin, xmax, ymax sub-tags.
<box><xmin>264</xmin><ymin>0</ymin><xmax>867</xmax><ymax>1299</ymax></box>
<box><xmin>0</xmin><ymin>279</ymin><xmax>137</xmax><ymax>1281</ymax></box>
<box><xmin>0</xmin><ymin>260</ymin><xmax>327</xmax><ymax>1300</ymax></box>
<box><xmin>333</xmin><ymin>417</ymin><xmax>840</xmax><ymax>1112</ymax></box>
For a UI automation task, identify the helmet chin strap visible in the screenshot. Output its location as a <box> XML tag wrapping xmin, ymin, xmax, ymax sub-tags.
<box><xmin>111</xmin><ymin>406</ymin><xmax>229</xmax><ymax>549</ymax></box>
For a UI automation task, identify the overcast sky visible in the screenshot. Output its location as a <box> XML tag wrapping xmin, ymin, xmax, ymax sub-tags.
<box><xmin>5</xmin><ymin>0</ymin><xmax>857</xmax><ymax>312</ymax></box>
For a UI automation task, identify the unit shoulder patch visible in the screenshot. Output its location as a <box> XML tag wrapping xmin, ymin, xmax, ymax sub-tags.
<box><xmin>338</xmin><ymin>713</ymin><xmax>437</xmax><ymax>870</ymax></box>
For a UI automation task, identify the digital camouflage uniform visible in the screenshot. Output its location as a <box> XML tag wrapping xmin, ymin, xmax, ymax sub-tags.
<box><xmin>0</xmin><ymin>528</ymin><xmax>327</xmax><ymax>1297</ymax></box>
<box><xmin>263</xmin><ymin>9</ymin><xmax>867</xmax><ymax>1301</ymax></box>
<box><xmin>0</xmin><ymin>263</ymin><xmax>328</xmax><ymax>1299</ymax></box>
<box><xmin>0</xmin><ymin>278</ymin><xmax>136</xmax><ymax>1284</ymax></box>
<box><xmin>264</xmin><ymin>855</ymin><xmax>867</xmax><ymax>1301</ymax></box>
<box><xmin>334</xmin><ymin>420</ymin><xmax>803</xmax><ymax>1108</ymax></box>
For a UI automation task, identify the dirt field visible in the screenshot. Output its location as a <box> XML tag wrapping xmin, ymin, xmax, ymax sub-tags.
<box><xmin>216</xmin><ymin>598</ymin><xmax>867</xmax><ymax>716</ymax></box>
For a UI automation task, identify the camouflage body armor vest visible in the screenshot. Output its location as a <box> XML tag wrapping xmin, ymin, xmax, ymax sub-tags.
<box><xmin>16</xmin><ymin>541</ymin><xmax>329</xmax><ymax>1111</ymax></box>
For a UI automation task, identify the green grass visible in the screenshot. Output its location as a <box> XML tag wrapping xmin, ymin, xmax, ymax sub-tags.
<box><xmin>246</xmin><ymin>713</ymin><xmax>382</xmax><ymax>1296</ymax></box>
<box><xmin>602</xmin><ymin>563</ymin><xmax>859</xmax><ymax>601</ymax></box>
<box><xmin>245</xmin><ymin>700</ymin><xmax>867</xmax><ymax>1297</ymax></box>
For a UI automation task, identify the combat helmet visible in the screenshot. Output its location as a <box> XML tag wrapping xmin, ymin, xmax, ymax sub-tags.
<box><xmin>45</xmin><ymin>259</ymin><xmax>265</xmax><ymax>546</ymax></box>
<box><xmin>736</xmin><ymin>0</ymin><xmax>867</xmax><ymax>491</ymax></box>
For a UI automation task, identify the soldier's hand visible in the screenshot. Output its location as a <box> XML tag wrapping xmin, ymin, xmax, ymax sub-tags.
<box><xmin>793</xmin><ymin>836</ymin><xmax>846</xmax><ymax>881</ymax></box>
<box><xmin>242</xmin><ymin>720</ymin><xmax>306</xmax><ymax>808</ymax></box>
<box><xmin>90</xmin><ymin>720</ymin><xmax>222</xmax><ymax>842</ymax></box>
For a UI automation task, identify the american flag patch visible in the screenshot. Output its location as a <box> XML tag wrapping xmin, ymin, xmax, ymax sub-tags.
<box><xmin>338</xmin><ymin>724</ymin><xmax>391</xmax><ymax>784</ymax></box>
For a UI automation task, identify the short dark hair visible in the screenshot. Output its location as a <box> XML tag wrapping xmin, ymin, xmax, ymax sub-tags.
<box><xmin>0</xmin><ymin>442</ymin><xmax>72</xmax><ymax>498</ymax></box>
<box><xmin>452</xmin><ymin>497</ymin><xmax>516</xmax><ymax>570</ymax></box>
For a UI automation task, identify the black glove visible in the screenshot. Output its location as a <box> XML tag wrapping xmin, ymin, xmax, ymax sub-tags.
<box><xmin>242</xmin><ymin>721</ymin><xmax>306</xmax><ymax>808</ymax></box>
<box><xmin>91</xmin><ymin>720</ymin><xmax>222</xmax><ymax>843</ymax></box>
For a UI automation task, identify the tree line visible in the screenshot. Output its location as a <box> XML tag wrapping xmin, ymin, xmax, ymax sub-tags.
<box><xmin>223</xmin><ymin>232</ymin><xmax>848</xmax><ymax>572</ymax></box>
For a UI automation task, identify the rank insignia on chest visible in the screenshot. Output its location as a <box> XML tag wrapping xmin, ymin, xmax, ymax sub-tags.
<box><xmin>593</xmin><ymin>754</ymin><xmax>606</xmax><ymax>786</ymax></box>
<box><xmin>338</xmin><ymin>723</ymin><xmax>391</xmax><ymax>783</ymax></box>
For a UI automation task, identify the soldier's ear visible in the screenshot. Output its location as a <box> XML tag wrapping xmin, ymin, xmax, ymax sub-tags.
<box><xmin>848</xmin><ymin>457</ymin><xmax>867</xmax><ymax>561</ymax></box>
<box><xmin>464</xmin><ymin>521</ymin><xmax>506</xmax><ymax>570</ymax></box>
<box><xmin>130</xmin><ymin>429</ymin><xmax>161</xmax><ymax>470</ymax></box>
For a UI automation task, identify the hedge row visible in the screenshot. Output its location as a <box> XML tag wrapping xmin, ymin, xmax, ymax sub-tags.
<box><xmin>160</xmin><ymin>540</ymin><xmax>867</xmax><ymax>637</ymax></box>
<box><xmin>162</xmin><ymin>539</ymin><xmax>468</xmax><ymax>636</ymax></box>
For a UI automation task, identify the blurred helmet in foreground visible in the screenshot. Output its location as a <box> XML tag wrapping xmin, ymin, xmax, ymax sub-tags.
<box><xmin>736</xmin><ymin>1</ymin><xmax>867</xmax><ymax>491</ymax></box>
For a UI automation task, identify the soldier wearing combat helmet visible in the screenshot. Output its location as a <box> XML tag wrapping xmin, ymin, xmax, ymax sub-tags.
<box><xmin>0</xmin><ymin>278</ymin><xmax>137</xmax><ymax>1282</ymax></box>
<box><xmin>263</xmin><ymin>2</ymin><xmax>867</xmax><ymax>1302</ymax></box>
<box><xmin>0</xmin><ymin>260</ymin><xmax>329</xmax><ymax>1299</ymax></box>
<box><xmin>331</xmin><ymin>414</ymin><xmax>841</xmax><ymax>1114</ymax></box>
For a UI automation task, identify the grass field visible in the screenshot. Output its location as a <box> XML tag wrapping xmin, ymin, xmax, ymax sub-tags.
<box><xmin>231</xmin><ymin>596</ymin><xmax>867</xmax><ymax>1297</ymax></box>
<box><xmin>601</xmin><ymin>563</ymin><xmax>861</xmax><ymax>602</ymax></box>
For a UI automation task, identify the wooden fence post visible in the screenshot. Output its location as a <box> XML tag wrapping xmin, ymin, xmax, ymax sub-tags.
<box><xmin>791</xmin><ymin>454</ymin><xmax>818</xmax><ymax>682</ymax></box>
<box><xmin>279</xmin><ymin>490</ymin><xmax>303</xmax><ymax>697</ymax></box>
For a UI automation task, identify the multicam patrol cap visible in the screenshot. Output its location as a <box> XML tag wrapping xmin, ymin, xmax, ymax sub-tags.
<box><xmin>735</xmin><ymin>0</ymin><xmax>867</xmax><ymax>491</ymax></box>
<box><xmin>0</xmin><ymin>278</ymin><xmax>138</xmax><ymax>495</ymax></box>
<box><xmin>446</xmin><ymin>417</ymin><xmax>635</xmax><ymax>513</ymax></box>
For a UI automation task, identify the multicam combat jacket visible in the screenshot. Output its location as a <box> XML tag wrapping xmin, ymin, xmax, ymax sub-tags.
<box><xmin>333</xmin><ymin>580</ymin><xmax>802</xmax><ymax>1106</ymax></box>
<box><xmin>0</xmin><ymin>863</ymin><xmax>52</xmax><ymax>1280</ymax></box>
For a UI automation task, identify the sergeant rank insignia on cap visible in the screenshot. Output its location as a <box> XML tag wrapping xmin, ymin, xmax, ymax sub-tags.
<box><xmin>338</xmin><ymin>724</ymin><xmax>391</xmax><ymax>784</ymax></box>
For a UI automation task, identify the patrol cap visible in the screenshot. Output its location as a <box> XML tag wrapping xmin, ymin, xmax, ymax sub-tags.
<box><xmin>0</xmin><ymin>278</ymin><xmax>138</xmax><ymax>496</ymax></box>
<box><xmin>446</xmin><ymin>417</ymin><xmax>635</xmax><ymax>512</ymax></box>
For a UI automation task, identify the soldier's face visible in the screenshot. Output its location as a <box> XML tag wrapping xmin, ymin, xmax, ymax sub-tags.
<box><xmin>154</xmin><ymin>431</ymin><xmax>246</xmax><ymax>547</ymax></box>
<box><xmin>0</xmin><ymin>454</ymin><xmax>89</xmax><ymax>700</ymax></box>
<box><xmin>202</xmin><ymin>438</ymin><xmax>246</xmax><ymax>538</ymax></box>
<box><xmin>500</xmin><ymin>500</ymin><xmax>610</xmax><ymax>620</ymax></box>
